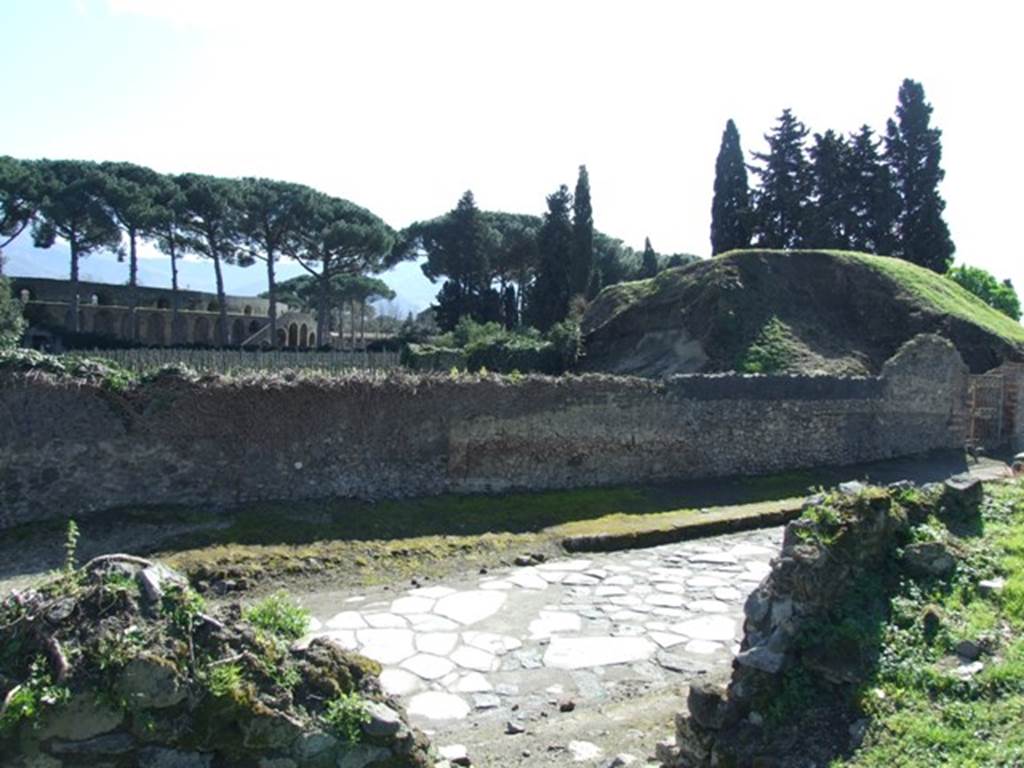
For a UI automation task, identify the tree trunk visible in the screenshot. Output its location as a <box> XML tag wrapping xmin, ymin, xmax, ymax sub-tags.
<box><xmin>265</xmin><ymin>250</ymin><xmax>278</xmax><ymax>348</ymax></box>
<box><xmin>360</xmin><ymin>299</ymin><xmax>366</xmax><ymax>347</ymax></box>
<box><xmin>317</xmin><ymin>274</ymin><xmax>329</xmax><ymax>349</ymax></box>
<box><xmin>349</xmin><ymin>301</ymin><xmax>356</xmax><ymax>349</ymax></box>
<box><xmin>212</xmin><ymin>253</ymin><xmax>228</xmax><ymax>346</ymax></box>
<box><xmin>68</xmin><ymin>232</ymin><xmax>81</xmax><ymax>333</ymax></box>
<box><xmin>128</xmin><ymin>228</ymin><xmax>139</xmax><ymax>343</ymax></box>
<box><xmin>169</xmin><ymin>236</ymin><xmax>180</xmax><ymax>344</ymax></box>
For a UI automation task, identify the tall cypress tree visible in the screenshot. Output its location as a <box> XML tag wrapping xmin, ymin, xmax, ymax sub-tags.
<box><xmin>527</xmin><ymin>185</ymin><xmax>574</xmax><ymax>331</ymax></box>
<box><xmin>845</xmin><ymin>125</ymin><xmax>898</xmax><ymax>255</ymax></box>
<box><xmin>571</xmin><ymin>165</ymin><xmax>593</xmax><ymax>297</ymax></box>
<box><xmin>750</xmin><ymin>109</ymin><xmax>812</xmax><ymax>249</ymax></box>
<box><xmin>884</xmin><ymin>79</ymin><xmax>954</xmax><ymax>272</ymax></box>
<box><xmin>640</xmin><ymin>237</ymin><xmax>658</xmax><ymax>278</ymax></box>
<box><xmin>806</xmin><ymin>130</ymin><xmax>851</xmax><ymax>249</ymax></box>
<box><xmin>710</xmin><ymin>119</ymin><xmax>752</xmax><ymax>254</ymax></box>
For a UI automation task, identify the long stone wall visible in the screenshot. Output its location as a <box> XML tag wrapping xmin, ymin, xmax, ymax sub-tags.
<box><xmin>0</xmin><ymin>335</ymin><xmax>968</xmax><ymax>529</ymax></box>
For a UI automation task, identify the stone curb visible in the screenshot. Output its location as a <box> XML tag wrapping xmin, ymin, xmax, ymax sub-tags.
<box><xmin>561</xmin><ymin>501</ymin><xmax>803</xmax><ymax>553</ymax></box>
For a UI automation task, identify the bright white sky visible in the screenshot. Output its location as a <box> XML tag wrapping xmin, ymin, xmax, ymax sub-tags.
<box><xmin>3</xmin><ymin>0</ymin><xmax>1022</xmax><ymax>304</ymax></box>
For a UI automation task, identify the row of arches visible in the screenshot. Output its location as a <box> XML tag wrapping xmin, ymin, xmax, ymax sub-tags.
<box><xmin>87</xmin><ymin>309</ymin><xmax>316</xmax><ymax>348</ymax></box>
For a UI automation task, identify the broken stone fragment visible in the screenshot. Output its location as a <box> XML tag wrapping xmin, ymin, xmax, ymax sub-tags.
<box><xmin>902</xmin><ymin>541</ymin><xmax>957</xmax><ymax>579</ymax></box>
<box><xmin>116</xmin><ymin>654</ymin><xmax>186</xmax><ymax>709</ymax></box>
<box><xmin>137</xmin><ymin>562</ymin><xmax>188</xmax><ymax>603</ymax></box>
<box><xmin>362</xmin><ymin>701</ymin><xmax>403</xmax><ymax>737</ymax></box>
<box><xmin>734</xmin><ymin>645</ymin><xmax>786</xmax><ymax>675</ymax></box>
<box><xmin>979</xmin><ymin>577</ymin><xmax>1006</xmax><ymax>596</ymax></box>
<box><xmin>686</xmin><ymin>681</ymin><xmax>732</xmax><ymax>730</ymax></box>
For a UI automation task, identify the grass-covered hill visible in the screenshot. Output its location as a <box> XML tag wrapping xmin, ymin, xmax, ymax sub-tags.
<box><xmin>580</xmin><ymin>250</ymin><xmax>1024</xmax><ymax>377</ymax></box>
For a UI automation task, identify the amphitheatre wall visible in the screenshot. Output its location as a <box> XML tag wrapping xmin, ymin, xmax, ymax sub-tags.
<box><xmin>0</xmin><ymin>334</ymin><xmax>971</xmax><ymax>529</ymax></box>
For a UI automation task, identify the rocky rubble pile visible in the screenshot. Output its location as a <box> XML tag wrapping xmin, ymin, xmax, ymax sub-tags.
<box><xmin>658</xmin><ymin>476</ymin><xmax>983</xmax><ymax>767</ymax></box>
<box><xmin>0</xmin><ymin>555</ymin><xmax>431</xmax><ymax>768</ymax></box>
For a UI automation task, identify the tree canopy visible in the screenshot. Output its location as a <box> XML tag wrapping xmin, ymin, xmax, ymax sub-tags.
<box><xmin>710</xmin><ymin>119</ymin><xmax>751</xmax><ymax>254</ymax></box>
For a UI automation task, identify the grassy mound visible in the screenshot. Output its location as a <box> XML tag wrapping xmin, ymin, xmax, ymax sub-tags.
<box><xmin>581</xmin><ymin>250</ymin><xmax>1024</xmax><ymax>376</ymax></box>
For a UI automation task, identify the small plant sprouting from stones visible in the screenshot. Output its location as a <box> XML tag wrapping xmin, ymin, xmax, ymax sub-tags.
<box><xmin>63</xmin><ymin>519</ymin><xmax>80</xmax><ymax>576</ymax></box>
<box><xmin>205</xmin><ymin>662</ymin><xmax>251</xmax><ymax>704</ymax></box>
<box><xmin>242</xmin><ymin>591</ymin><xmax>310</xmax><ymax>642</ymax></box>
<box><xmin>323</xmin><ymin>691</ymin><xmax>371</xmax><ymax>745</ymax></box>
<box><xmin>0</xmin><ymin>656</ymin><xmax>70</xmax><ymax>735</ymax></box>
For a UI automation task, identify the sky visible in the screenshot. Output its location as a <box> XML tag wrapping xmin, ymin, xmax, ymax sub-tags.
<box><xmin>2</xmin><ymin>0</ymin><xmax>1022</xmax><ymax>312</ymax></box>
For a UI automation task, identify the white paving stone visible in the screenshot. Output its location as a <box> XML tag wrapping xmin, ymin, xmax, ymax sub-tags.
<box><xmin>355</xmin><ymin>628</ymin><xmax>416</xmax><ymax>664</ymax></box>
<box><xmin>687</xmin><ymin>575</ymin><xmax>727</xmax><ymax>589</ymax></box>
<box><xmin>685</xmin><ymin>639</ymin><xmax>724</xmax><ymax>655</ymax></box>
<box><xmin>544</xmin><ymin>636</ymin><xmax>656</xmax><ymax>670</ymax></box>
<box><xmin>563</xmin><ymin>573</ymin><xmax>601</xmax><ymax>586</ymax></box>
<box><xmin>407</xmin><ymin>615</ymin><xmax>461</xmax><ymax>632</ymax></box>
<box><xmin>364</xmin><ymin>612</ymin><xmax>408</xmax><ymax>629</ymax></box>
<box><xmin>401</xmin><ymin>653</ymin><xmax>456</xmax><ymax>680</ymax></box>
<box><xmin>603</xmin><ymin>574</ymin><xmax>635</xmax><ymax>586</ymax></box>
<box><xmin>689</xmin><ymin>552</ymin><xmax>739</xmax><ymax>565</ymax></box>
<box><xmin>343</xmin><ymin>596</ymin><xmax>366</xmax><ymax>604</ymax></box>
<box><xmin>569</xmin><ymin>740</ymin><xmax>603</xmax><ymax>761</ymax></box>
<box><xmin>407</xmin><ymin>691</ymin><xmax>470</xmax><ymax>721</ymax></box>
<box><xmin>649</xmin><ymin>632</ymin><xmax>688</xmax><ymax>649</ymax></box>
<box><xmin>595</xmin><ymin>585</ymin><xmax>628</xmax><ymax>597</ymax></box>
<box><xmin>529</xmin><ymin>610</ymin><xmax>582</xmax><ymax>639</ymax></box>
<box><xmin>434</xmin><ymin>590</ymin><xmax>507</xmax><ymax>625</ymax></box>
<box><xmin>379</xmin><ymin>668</ymin><xmax>422</xmax><ymax>696</ymax></box>
<box><xmin>391</xmin><ymin>596</ymin><xmax>435</xmax><ymax>615</ymax></box>
<box><xmin>538</xmin><ymin>559</ymin><xmax>592</xmax><ymax>572</ymax></box>
<box><xmin>746</xmin><ymin>561</ymin><xmax>772</xmax><ymax>578</ymax></box>
<box><xmin>451</xmin><ymin>645</ymin><xmax>498</xmax><ymax>672</ymax></box>
<box><xmin>508</xmin><ymin>570</ymin><xmax>549</xmax><ymax>590</ymax></box>
<box><xmin>478</xmin><ymin>579</ymin><xmax>515</xmax><ymax>591</ymax></box>
<box><xmin>671</xmin><ymin>615</ymin><xmax>738</xmax><ymax>642</ymax></box>
<box><xmin>451</xmin><ymin>672</ymin><xmax>493</xmax><ymax>693</ymax></box>
<box><xmin>714</xmin><ymin>586</ymin><xmax>743</xmax><ymax>602</ymax></box>
<box><xmin>462</xmin><ymin>631</ymin><xmax>522</xmax><ymax>655</ymax></box>
<box><xmin>410</xmin><ymin>586</ymin><xmax>457</xmax><ymax>599</ymax></box>
<box><xmin>325</xmin><ymin>611</ymin><xmax>366</xmax><ymax>630</ymax></box>
<box><xmin>416</xmin><ymin>632</ymin><xmax>459</xmax><ymax>656</ymax></box>
<box><xmin>645</xmin><ymin>593</ymin><xmax>686</xmax><ymax>608</ymax></box>
<box><xmin>688</xmin><ymin>599</ymin><xmax>730</xmax><ymax>613</ymax></box>
<box><xmin>537</xmin><ymin>571</ymin><xmax>567</xmax><ymax>583</ymax></box>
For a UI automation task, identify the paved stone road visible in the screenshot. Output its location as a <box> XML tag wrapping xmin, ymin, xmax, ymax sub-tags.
<box><xmin>300</xmin><ymin>527</ymin><xmax>783</xmax><ymax>743</ymax></box>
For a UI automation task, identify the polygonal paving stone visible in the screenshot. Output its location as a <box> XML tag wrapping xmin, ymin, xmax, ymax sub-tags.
<box><xmin>688</xmin><ymin>552</ymin><xmax>739</xmax><ymax>565</ymax></box>
<box><xmin>537</xmin><ymin>559</ymin><xmax>592</xmax><ymax>572</ymax></box>
<box><xmin>595</xmin><ymin>585</ymin><xmax>628</xmax><ymax>597</ymax></box>
<box><xmin>401</xmin><ymin>653</ymin><xmax>456</xmax><ymax>680</ymax></box>
<box><xmin>654</xmin><ymin>582</ymin><xmax>687</xmax><ymax>594</ymax></box>
<box><xmin>479</xmin><ymin>580</ymin><xmax>515</xmax><ymax>590</ymax></box>
<box><xmin>416</xmin><ymin>632</ymin><xmax>459</xmax><ymax>656</ymax></box>
<box><xmin>537</xmin><ymin>571</ymin><xmax>567</xmax><ymax>583</ymax></box>
<box><xmin>603</xmin><ymin>574</ymin><xmax>635</xmax><ymax>587</ymax></box>
<box><xmin>379</xmin><ymin>668</ymin><xmax>422</xmax><ymax>696</ymax></box>
<box><xmin>688</xmin><ymin>599</ymin><xmax>729</xmax><ymax>613</ymax></box>
<box><xmin>356</xmin><ymin>629</ymin><xmax>416</xmax><ymax>665</ymax></box>
<box><xmin>713</xmin><ymin>586</ymin><xmax>743</xmax><ymax>602</ymax></box>
<box><xmin>450</xmin><ymin>646</ymin><xmax>498</xmax><ymax>672</ymax></box>
<box><xmin>685</xmin><ymin>639</ymin><xmax>724</xmax><ymax>655</ymax></box>
<box><xmin>745</xmin><ymin>561</ymin><xmax>772</xmax><ymax>578</ymax></box>
<box><xmin>451</xmin><ymin>672</ymin><xmax>493</xmax><ymax>693</ymax></box>
<box><xmin>407</xmin><ymin>615</ymin><xmax>461</xmax><ymax>632</ymax></box>
<box><xmin>528</xmin><ymin>611</ymin><xmax>582</xmax><ymax>639</ymax></box>
<box><xmin>325</xmin><ymin>611</ymin><xmax>367</xmax><ymax>630</ymax></box>
<box><xmin>729</xmin><ymin>542</ymin><xmax>775</xmax><ymax>558</ymax></box>
<box><xmin>671</xmin><ymin>615</ymin><xmax>737</xmax><ymax>642</ymax></box>
<box><xmin>687</xmin><ymin>575</ymin><xmax>727</xmax><ymax>588</ymax></box>
<box><xmin>364</xmin><ymin>613</ymin><xmax>408</xmax><ymax>629</ymax></box>
<box><xmin>407</xmin><ymin>691</ymin><xmax>470</xmax><ymax>721</ymax></box>
<box><xmin>462</xmin><ymin>631</ymin><xmax>522</xmax><ymax>655</ymax></box>
<box><xmin>543</xmin><ymin>636</ymin><xmax>656</xmax><ymax>670</ymax></box>
<box><xmin>391</xmin><ymin>596</ymin><xmax>435</xmax><ymax>615</ymax></box>
<box><xmin>507</xmin><ymin>570</ymin><xmax>549</xmax><ymax>590</ymax></box>
<box><xmin>410</xmin><ymin>586</ymin><xmax>457</xmax><ymax>599</ymax></box>
<box><xmin>649</xmin><ymin>632</ymin><xmax>688</xmax><ymax>649</ymax></box>
<box><xmin>434</xmin><ymin>591</ymin><xmax>507</xmax><ymax>625</ymax></box>
<box><xmin>645</xmin><ymin>593</ymin><xmax>685</xmax><ymax>608</ymax></box>
<box><xmin>563</xmin><ymin>573</ymin><xmax>601</xmax><ymax>586</ymax></box>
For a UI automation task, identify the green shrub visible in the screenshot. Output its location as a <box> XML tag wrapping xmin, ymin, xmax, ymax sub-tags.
<box><xmin>0</xmin><ymin>276</ymin><xmax>25</xmax><ymax>350</ymax></box>
<box><xmin>0</xmin><ymin>656</ymin><xmax>70</xmax><ymax>735</ymax></box>
<box><xmin>323</xmin><ymin>692</ymin><xmax>371</xmax><ymax>744</ymax></box>
<box><xmin>243</xmin><ymin>591</ymin><xmax>310</xmax><ymax>641</ymax></box>
<box><xmin>738</xmin><ymin>316</ymin><xmax>797</xmax><ymax>374</ymax></box>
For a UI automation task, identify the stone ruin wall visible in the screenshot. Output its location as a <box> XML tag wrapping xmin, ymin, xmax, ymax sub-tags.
<box><xmin>0</xmin><ymin>334</ymin><xmax>969</xmax><ymax>529</ymax></box>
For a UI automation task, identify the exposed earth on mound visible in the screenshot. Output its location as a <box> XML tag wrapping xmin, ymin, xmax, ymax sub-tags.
<box><xmin>580</xmin><ymin>249</ymin><xmax>1024</xmax><ymax>377</ymax></box>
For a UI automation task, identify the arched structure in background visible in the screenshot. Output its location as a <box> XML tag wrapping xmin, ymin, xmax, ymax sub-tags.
<box><xmin>232</xmin><ymin>319</ymin><xmax>245</xmax><ymax>345</ymax></box>
<box><xmin>299</xmin><ymin>324</ymin><xmax>308</xmax><ymax>348</ymax></box>
<box><xmin>276</xmin><ymin>328</ymin><xmax>287</xmax><ymax>348</ymax></box>
<box><xmin>288</xmin><ymin>323</ymin><xmax>298</xmax><ymax>348</ymax></box>
<box><xmin>309</xmin><ymin>332</ymin><xmax>316</xmax><ymax>347</ymax></box>
<box><xmin>194</xmin><ymin>317</ymin><xmax>211</xmax><ymax>346</ymax></box>
<box><xmin>147</xmin><ymin>313</ymin><xmax>166</xmax><ymax>345</ymax></box>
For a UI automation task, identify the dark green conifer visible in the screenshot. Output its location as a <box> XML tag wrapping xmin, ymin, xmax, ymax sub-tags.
<box><xmin>750</xmin><ymin>109</ymin><xmax>812</xmax><ymax>249</ymax></box>
<box><xmin>571</xmin><ymin>165</ymin><xmax>593</xmax><ymax>297</ymax></box>
<box><xmin>526</xmin><ymin>185</ymin><xmax>574</xmax><ymax>330</ymax></box>
<box><xmin>806</xmin><ymin>130</ymin><xmax>851</xmax><ymax>249</ymax></box>
<box><xmin>640</xmin><ymin>237</ymin><xmax>658</xmax><ymax>278</ymax></box>
<box><xmin>845</xmin><ymin>125</ymin><xmax>898</xmax><ymax>254</ymax></box>
<box><xmin>710</xmin><ymin>119</ymin><xmax>752</xmax><ymax>254</ymax></box>
<box><xmin>884</xmin><ymin>79</ymin><xmax>955</xmax><ymax>271</ymax></box>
